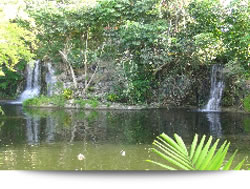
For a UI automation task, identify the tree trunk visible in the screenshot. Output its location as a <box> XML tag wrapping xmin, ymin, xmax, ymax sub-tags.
<box><xmin>82</xmin><ymin>64</ymin><xmax>99</xmax><ymax>95</ymax></box>
<box><xmin>59</xmin><ymin>50</ymin><xmax>78</xmax><ymax>88</ymax></box>
<box><xmin>83</xmin><ymin>31</ymin><xmax>88</xmax><ymax>93</ymax></box>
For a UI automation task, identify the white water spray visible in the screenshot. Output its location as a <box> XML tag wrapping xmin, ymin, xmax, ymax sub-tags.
<box><xmin>19</xmin><ymin>60</ymin><xmax>41</xmax><ymax>102</ymax></box>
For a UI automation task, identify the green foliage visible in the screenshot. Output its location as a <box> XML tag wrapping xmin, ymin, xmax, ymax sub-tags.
<box><xmin>74</xmin><ymin>99</ymin><xmax>87</xmax><ymax>108</ymax></box>
<box><xmin>0</xmin><ymin>1</ymin><xmax>37</xmax><ymax>96</ymax></box>
<box><xmin>116</xmin><ymin>19</ymin><xmax>169</xmax><ymax>103</ymax></box>
<box><xmin>63</xmin><ymin>89</ymin><xmax>73</xmax><ymax>100</ymax></box>
<box><xmin>0</xmin><ymin>25</ymin><xmax>32</xmax><ymax>67</ymax></box>
<box><xmin>147</xmin><ymin>133</ymin><xmax>246</xmax><ymax>170</ymax></box>
<box><xmin>192</xmin><ymin>32</ymin><xmax>225</xmax><ymax>64</ymax></box>
<box><xmin>26</xmin><ymin>0</ymin><xmax>101</xmax><ymax>64</ymax></box>
<box><xmin>188</xmin><ymin>0</ymin><xmax>223</xmax><ymax>34</ymax></box>
<box><xmin>4</xmin><ymin>0</ymin><xmax>248</xmax><ymax>105</ymax></box>
<box><xmin>22</xmin><ymin>97</ymin><xmax>40</xmax><ymax>106</ymax></box>
<box><xmin>74</xmin><ymin>98</ymin><xmax>99</xmax><ymax>108</ymax></box>
<box><xmin>223</xmin><ymin>0</ymin><xmax>249</xmax><ymax>71</ymax></box>
<box><xmin>0</xmin><ymin>106</ymin><xmax>4</xmax><ymax>116</ymax></box>
<box><xmin>243</xmin><ymin>118</ymin><xmax>250</xmax><ymax>133</ymax></box>
<box><xmin>0</xmin><ymin>22</ymin><xmax>35</xmax><ymax>95</ymax></box>
<box><xmin>243</xmin><ymin>95</ymin><xmax>250</xmax><ymax>112</ymax></box>
<box><xmin>0</xmin><ymin>22</ymin><xmax>35</xmax><ymax>73</ymax></box>
<box><xmin>23</xmin><ymin>95</ymin><xmax>66</xmax><ymax>107</ymax></box>
<box><xmin>107</xmin><ymin>93</ymin><xmax>119</xmax><ymax>102</ymax></box>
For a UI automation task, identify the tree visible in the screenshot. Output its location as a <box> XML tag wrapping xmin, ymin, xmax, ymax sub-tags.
<box><xmin>0</xmin><ymin>22</ymin><xmax>34</xmax><ymax>76</ymax></box>
<box><xmin>16</xmin><ymin>0</ymin><xmax>249</xmax><ymax>105</ymax></box>
<box><xmin>0</xmin><ymin>1</ymin><xmax>35</xmax><ymax>96</ymax></box>
<box><xmin>27</xmin><ymin>1</ymin><xmax>109</xmax><ymax>95</ymax></box>
<box><xmin>223</xmin><ymin>0</ymin><xmax>249</xmax><ymax>75</ymax></box>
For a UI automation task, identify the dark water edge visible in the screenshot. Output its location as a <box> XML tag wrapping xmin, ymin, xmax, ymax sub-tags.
<box><xmin>0</xmin><ymin>103</ymin><xmax>249</xmax><ymax>170</ymax></box>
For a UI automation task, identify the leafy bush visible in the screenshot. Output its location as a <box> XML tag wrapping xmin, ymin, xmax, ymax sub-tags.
<box><xmin>0</xmin><ymin>21</ymin><xmax>36</xmax><ymax>96</ymax></box>
<box><xmin>74</xmin><ymin>99</ymin><xmax>87</xmax><ymax>108</ymax></box>
<box><xmin>52</xmin><ymin>95</ymin><xmax>66</xmax><ymax>107</ymax></box>
<box><xmin>243</xmin><ymin>95</ymin><xmax>250</xmax><ymax>112</ymax></box>
<box><xmin>74</xmin><ymin>98</ymin><xmax>99</xmax><ymax>108</ymax></box>
<box><xmin>243</xmin><ymin>118</ymin><xmax>250</xmax><ymax>132</ymax></box>
<box><xmin>0</xmin><ymin>22</ymin><xmax>35</xmax><ymax>76</ymax></box>
<box><xmin>22</xmin><ymin>97</ymin><xmax>41</xmax><ymax>106</ymax></box>
<box><xmin>147</xmin><ymin>133</ymin><xmax>246</xmax><ymax>170</ymax></box>
<box><xmin>63</xmin><ymin>89</ymin><xmax>73</xmax><ymax>100</ymax></box>
<box><xmin>87</xmin><ymin>99</ymin><xmax>99</xmax><ymax>108</ymax></box>
<box><xmin>107</xmin><ymin>93</ymin><xmax>119</xmax><ymax>102</ymax></box>
<box><xmin>23</xmin><ymin>95</ymin><xmax>66</xmax><ymax>107</ymax></box>
<box><xmin>0</xmin><ymin>106</ymin><xmax>4</xmax><ymax>115</ymax></box>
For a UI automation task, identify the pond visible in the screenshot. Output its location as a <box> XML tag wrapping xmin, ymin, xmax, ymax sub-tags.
<box><xmin>0</xmin><ymin>104</ymin><xmax>249</xmax><ymax>170</ymax></box>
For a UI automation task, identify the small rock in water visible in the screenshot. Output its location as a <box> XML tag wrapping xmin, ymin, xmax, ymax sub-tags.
<box><xmin>77</xmin><ymin>153</ymin><xmax>85</xmax><ymax>160</ymax></box>
<box><xmin>120</xmin><ymin>150</ymin><xmax>126</xmax><ymax>156</ymax></box>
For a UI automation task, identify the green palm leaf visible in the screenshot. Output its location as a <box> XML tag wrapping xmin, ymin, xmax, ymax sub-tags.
<box><xmin>147</xmin><ymin>133</ymin><xmax>247</xmax><ymax>170</ymax></box>
<box><xmin>223</xmin><ymin>150</ymin><xmax>238</xmax><ymax>170</ymax></box>
<box><xmin>190</xmin><ymin>134</ymin><xmax>198</xmax><ymax>160</ymax></box>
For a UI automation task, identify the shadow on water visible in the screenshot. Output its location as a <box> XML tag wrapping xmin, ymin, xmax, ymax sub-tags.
<box><xmin>0</xmin><ymin>105</ymin><xmax>249</xmax><ymax>170</ymax></box>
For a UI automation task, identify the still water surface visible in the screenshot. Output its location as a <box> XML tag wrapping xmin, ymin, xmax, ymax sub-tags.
<box><xmin>0</xmin><ymin>104</ymin><xmax>249</xmax><ymax>170</ymax></box>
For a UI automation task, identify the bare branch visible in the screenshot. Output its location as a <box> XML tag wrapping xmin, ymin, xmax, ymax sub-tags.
<box><xmin>83</xmin><ymin>63</ymin><xmax>99</xmax><ymax>95</ymax></box>
<box><xmin>59</xmin><ymin>48</ymin><xmax>78</xmax><ymax>88</ymax></box>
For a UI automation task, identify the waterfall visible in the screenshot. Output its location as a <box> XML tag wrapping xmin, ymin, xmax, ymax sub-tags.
<box><xmin>203</xmin><ymin>65</ymin><xmax>224</xmax><ymax>112</ymax></box>
<box><xmin>46</xmin><ymin>62</ymin><xmax>57</xmax><ymax>96</ymax></box>
<box><xmin>19</xmin><ymin>60</ymin><xmax>41</xmax><ymax>102</ymax></box>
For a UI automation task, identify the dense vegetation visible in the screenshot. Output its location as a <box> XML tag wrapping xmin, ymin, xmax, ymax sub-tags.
<box><xmin>0</xmin><ymin>0</ymin><xmax>249</xmax><ymax>107</ymax></box>
<box><xmin>244</xmin><ymin>95</ymin><xmax>250</xmax><ymax>112</ymax></box>
<box><xmin>0</xmin><ymin>0</ymin><xmax>36</xmax><ymax>97</ymax></box>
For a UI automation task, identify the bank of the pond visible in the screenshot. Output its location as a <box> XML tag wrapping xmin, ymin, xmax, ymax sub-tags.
<box><xmin>23</xmin><ymin>100</ymin><xmax>162</xmax><ymax>110</ymax></box>
<box><xmin>18</xmin><ymin>97</ymin><xmax>250</xmax><ymax>114</ymax></box>
<box><xmin>20</xmin><ymin>96</ymin><xmax>199</xmax><ymax>110</ymax></box>
<box><xmin>27</xmin><ymin>102</ymin><xmax>160</xmax><ymax>110</ymax></box>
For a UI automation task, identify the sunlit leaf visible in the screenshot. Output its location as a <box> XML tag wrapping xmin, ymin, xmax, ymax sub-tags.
<box><xmin>147</xmin><ymin>133</ymin><xmax>246</xmax><ymax>170</ymax></box>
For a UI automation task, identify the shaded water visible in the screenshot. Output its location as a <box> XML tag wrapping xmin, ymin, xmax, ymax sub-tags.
<box><xmin>0</xmin><ymin>104</ymin><xmax>249</xmax><ymax>170</ymax></box>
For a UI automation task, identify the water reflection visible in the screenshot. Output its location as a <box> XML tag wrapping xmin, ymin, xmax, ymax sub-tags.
<box><xmin>206</xmin><ymin>113</ymin><xmax>222</xmax><ymax>138</ymax></box>
<box><xmin>46</xmin><ymin>116</ymin><xmax>56</xmax><ymax>143</ymax></box>
<box><xmin>0</xmin><ymin>105</ymin><xmax>249</xmax><ymax>170</ymax></box>
<box><xmin>0</xmin><ymin>106</ymin><xmax>248</xmax><ymax>145</ymax></box>
<box><xmin>26</xmin><ymin>116</ymin><xmax>40</xmax><ymax>144</ymax></box>
<box><xmin>25</xmin><ymin>114</ymin><xmax>57</xmax><ymax>144</ymax></box>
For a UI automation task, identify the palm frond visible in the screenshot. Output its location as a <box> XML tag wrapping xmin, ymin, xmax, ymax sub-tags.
<box><xmin>147</xmin><ymin>133</ymin><xmax>246</xmax><ymax>170</ymax></box>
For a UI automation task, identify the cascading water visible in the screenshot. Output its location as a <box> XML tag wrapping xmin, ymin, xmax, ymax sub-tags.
<box><xmin>203</xmin><ymin>64</ymin><xmax>224</xmax><ymax>112</ymax></box>
<box><xmin>201</xmin><ymin>65</ymin><xmax>224</xmax><ymax>136</ymax></box>
<box><xmin>19</xmin><ymin>60</ymin><xmax>41</xmax><ymax>102</ymax></box>
<box><xmin>46</xmin><ymin>62</ymin><xmax>57</xmax><ymax>96</ymax></box>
